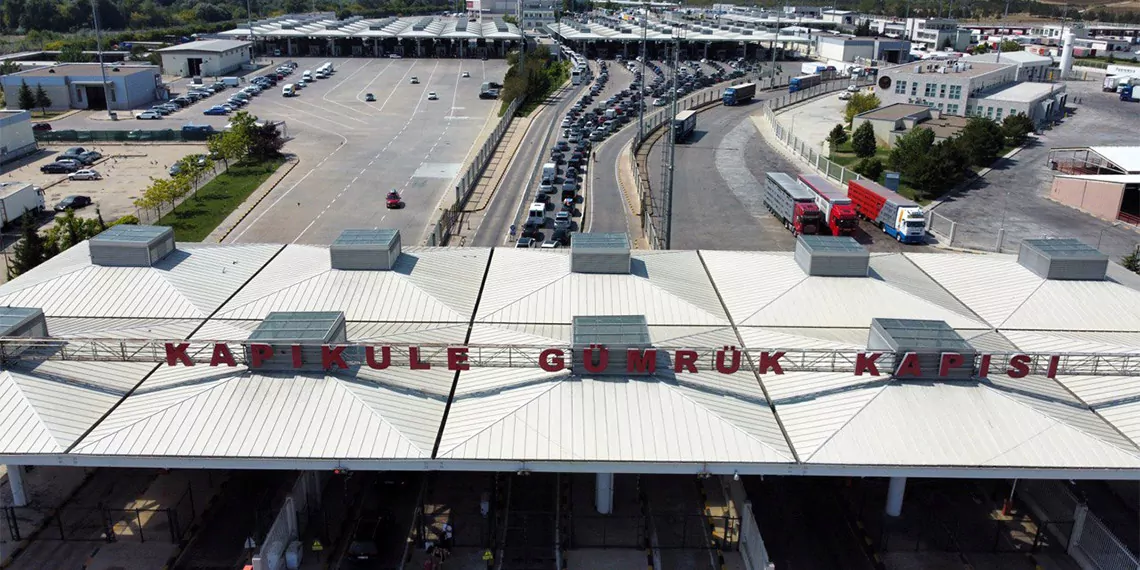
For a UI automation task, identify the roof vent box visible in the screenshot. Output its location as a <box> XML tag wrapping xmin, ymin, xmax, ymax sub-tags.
<box><xmin>572</xmin><ymin>315</ymin><xmax>657</xmax><ymax>376</ymax></box>
<box><xmin>794</xmin><ymin>235</ymin><xmax>869</xmax><ymax>277</ymax></box>
<box><xmin>89</xmin><ymin>225</ymin><xmax>175</xmax><ymax>267</ymax></box>
<box><xmin>1018</xmin><ymin>238</ymin><xmax>1107</xmax><ymax>281</ymax></box>
<box><xmin>330</xmin><ymin>229</ymin><xmax>401</xmax><ymax>271</ymax></box>
<box><xmin>867</xmin><ymin>318</ymin><xmax>976</xmax><ymax>380</ymax></box>
<box><xmin>0</xmin><ymin>307</ymin><xmax>47</xmax><ymax>338</ymax></box>
<box><xmin>245</xmin><ymin>311</ymin><xmax>347</xmax><ymax>370</ymax></box>
<box><xmin>571</xmin><ymin>233</ymin><xmax>630</xmax><ymax>274</ymax></box>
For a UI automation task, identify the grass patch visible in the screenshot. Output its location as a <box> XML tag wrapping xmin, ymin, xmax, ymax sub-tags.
<box><xmin>500</xmin><ymin>60</ymin><xmax>571</xmax><ymax>118</ymax></box>
<box><xmin>828</xmin><ymin>143</ymin><xmax>927</xmax><ymax>204</ymax></box>
<box><xmin>28</xmin><ymin>110</ymin><xmax>66</xmax><ymax>119</ymax></box>
<box><xmin>156</xmin><ymin>158</ymin><xmax>284</xmax><ymax>242</ymax></box>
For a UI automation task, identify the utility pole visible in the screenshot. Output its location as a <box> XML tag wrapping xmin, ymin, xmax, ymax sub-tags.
<box><xmin>90</xmin><ymin>0</ymin><xmax>114</xmax><ymax>120</ymax></box>
<box><xmin>638</xmin><ymin>0</ymin><xmax>648</xmax><ymax>142</ymax></box>
<box><xmin>518</xmin><ymin>0</ymin><xmax>526</xmax><ymax>68</ymax></box>
<box><xmin>661</xmin><ymin>32</ymin><xmax>680</xmax><ymax>250</ymax></box>
<box><xmin>769</xmin><ymin>10</ymin><xmax>780</xmax><ymax>82</ymax></box>
<box><xmin>247</xmin><ymin>0</ymin><xmax>257</xmax><ymax>63</ymax></box>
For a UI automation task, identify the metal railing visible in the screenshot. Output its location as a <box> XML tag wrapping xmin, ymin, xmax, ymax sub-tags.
<box><xmin>427</xmin><ymin>97</ymin><xmax>522</xmax><ymax>246</ymax></box>
<box><xmin>4</xmin><ymin>337</ymin><xmax>1140</xmax><ymax>377</ymax></box>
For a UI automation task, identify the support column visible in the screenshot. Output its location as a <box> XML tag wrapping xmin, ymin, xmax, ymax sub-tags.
<box><xmin>6</xmin><ymin>465</ymin><xmax>27</xmax><ymax>507</ymax></box>
<box><xmin>595</xmin><ymin>473</ymin><xmax>613</xmax><ymax>515</ymax></box>
<box><xmin>885</xmin><ymin>476</ymin><xmax>906</xmax><ymax>517</ymax></box>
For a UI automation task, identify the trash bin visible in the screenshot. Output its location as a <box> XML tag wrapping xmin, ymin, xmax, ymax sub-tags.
<box><xmin>108</xmin><ymin>112</ymin><xmax>118</xmax><ymax>121</ymax></box>
<box><xmin>285</xmin><ymin>540</ymin><xmax>303</xmax><ymax>569</ymax></box>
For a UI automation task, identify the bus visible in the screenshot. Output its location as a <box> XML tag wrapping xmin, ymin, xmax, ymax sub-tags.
<box><xmin>571</xmin><ymin>66</ymin><xmax>584</xmax><ymax>85</ymax></box>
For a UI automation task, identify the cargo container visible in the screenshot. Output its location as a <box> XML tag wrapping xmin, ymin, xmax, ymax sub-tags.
<box><xmin>722</xmin><ymin>82</ymin><xmax>756</xmax><ymax>106</ymax></box>
<box><xmin>673</xmin><ymin>109</ymin><xmax>697</xmax><ymax>142</ymax></box>
<box><xmin>789</xmin><ymin>73</ymin><xmax>822</xmax><ymax>93</ymax></box>
<box><xmin>764</xmin><ymin>173</ymin><xmax>822</xmax><ymax>235</ymax></box>
<box><xmin>847</xmin><ymin>179</ymin><xmax>926</xmax><ymax>243</ymax></box>
<box><xmin>798</xmin><ymin>174</ymin><xmax>857</xmax><ymax>236</ymax></box>
<box><xmin>0</xmin><ymin>182</ymin><xmax>45</xmax><ymax>229</ymax></box>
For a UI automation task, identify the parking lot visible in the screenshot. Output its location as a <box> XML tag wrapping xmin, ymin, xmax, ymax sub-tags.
<box><xmin>0</xmin><ymin>143</ymin><xmax>208</xmax><ymax>223</ymax></box>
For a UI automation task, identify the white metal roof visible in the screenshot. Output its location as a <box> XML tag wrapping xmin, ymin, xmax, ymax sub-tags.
<box><xmin>1089</xmin><ymin>146</ymin><xmax>1140</xmax><ymax>174</ymax></box>
<box><xmin>156</xmin><ymin>39</ymin><xmax>251</xmax><ymax>53</ymax></box>
<box><xmin>223</xmin><ymin>16</ymin><xmax>520</xmax><ymax>41</ymax></box>
<box><xmin>0</xmin><ymin>240</ymin><xmax>1138</xmax><ymax>474</ymax></box>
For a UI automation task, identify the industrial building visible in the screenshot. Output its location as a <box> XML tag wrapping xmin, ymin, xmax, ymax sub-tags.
<box><xmin>962</xmin><ymin>50</ymin><xmax>1055</xmax><ymax>81</ymax></box>
<box><xmin>0</xmin><ymin>110</ymin><xmax>36</xmax><ymax>166</ymax></box>
<box><xmin>218</xmin><ymin>14</ymin><xmax>522</xmax><ymax>58</ymax></box>
<box><xmin>1048</xmin><ymin>146</ymin><xmax>1140</xmax><ymax>225</ymax></box>
<box><xmin>814</xmin><ymin>34</ymin><xmax>911</xmax><ymax>65</ymax></box>
<box><xmin>874</xmin><ymin>59</ymin><xmax>1066</xmax><ymax>125</ymax></box>
<box><xmin>852</xmin><ymin>103</ymin><xmax>969</xmax><ymax>146</ymax></box>
<box><xmin>521</xmin><ymin>0</ymin><xmax>557</xmax><ymax>31</ymax></box>
<box><xmin>156</xmin><ymin>39</ymin><xmax>252</xmax><ymax>77</ymax></box>
<box><xmin>0</xmin><ymin>63</ymin><xmax>163</xmax><ymax>111</ymax></box>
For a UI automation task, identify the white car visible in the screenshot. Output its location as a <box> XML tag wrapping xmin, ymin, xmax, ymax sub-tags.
<box><xmin>427</xmin><ymin>91</ymin><xmax>438</xmax><ymax>100</ymax></box>
<box><xmin>462</xmin><ymin>71</ymin><xmax>470</xmax><ymax>78</ymax></box>
<box><xmin>652</xmin><ymin>98</ymin><xmax>666</xmax><ymax>106</ymax></box>
<box><xmin>838</xmin><ymin>91</ymin><xmax>852</xmax><ymax>100</ymax></box>
<box><xmin>388</xmin><ymin>53</ymin><xmax>403</xmax><ymax>59</ymax></box>
<box><xmin>68</xmin><ymin>169</ymin><xmax>101</xmax><ymax>181</ymax></box>
<box><xmin>136</xmin><ymin>111</ymin><xmax>162</xmax><ymax>120</ymax></box>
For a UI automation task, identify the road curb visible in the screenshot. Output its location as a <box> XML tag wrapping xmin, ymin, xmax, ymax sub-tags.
<box><xmin>214</xmin><ymin>157</ymin><xmax>299</xmax><ymax>243</ymax></box>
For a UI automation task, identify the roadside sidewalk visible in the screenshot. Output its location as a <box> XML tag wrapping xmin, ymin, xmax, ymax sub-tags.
<box><xmin>206</xmin><ymin>156</ymin><xmax>300</xmax><ymax>243</ymax></box>
<box><xmin>447</xmin><ymin>113</ymin><xmax>535</xmax><ymax>246</ymax></box>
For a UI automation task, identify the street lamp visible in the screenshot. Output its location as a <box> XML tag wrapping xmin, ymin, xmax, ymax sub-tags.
<box><xmin>1096</xmin><ymin>221</ymin><xmax>1121</xmax><ymax>250</ymax></box>
<box><xmin>89</xmin><ymin>0</ymin><xmax>114</xmax><ymax>120</ymax></box>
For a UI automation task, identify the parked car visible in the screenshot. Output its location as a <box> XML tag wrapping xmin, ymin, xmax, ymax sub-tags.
<box><xmin>203</xmin><ymin>105</ymin><xmax>229</xmax><ymax>116</ymax></box>
<box><xmin>137</xmin><ymin>111</ymin><xmax>162</xmax><ymax>120</ymax></box>
<box><xmin>32</xmin><ymin>122</ymin><xmax>52</xmax><ymax>131</ymax></box>
<box><xmin>40</xmin><ymin>161</ymin><xmax>78</xmax><ymax>174</ymax></box>
<box><xmin>388</xmin><ymin>53</ymin><xmax>403</xmax><ymax>59</ymax></box>
<box><xmin>67</xmin><ymin>169</ymin><xmax>101</xmax><ymax>181</ymax></box>
<box><xmin>54</xmin><ymin>195</ymin><xmax>92</xmax><ymax>211</ymax></box>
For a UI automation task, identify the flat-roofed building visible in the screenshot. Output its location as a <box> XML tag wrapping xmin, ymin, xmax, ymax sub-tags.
<box><xmin>0</xmin><ymin>63</ymin><xmax>163</xmax><ymax>111</ymax></box>
<box><xmin>0</xmin><ymin>110</ymin><xmax>37</xmax><ymax>165</ymax></box>
<box><xmin>962</xmin><ymin>50</ymin><xmax>1055</xmax><ymax>81</ymax></box>
<box><xmin>156</xmin><ymin>39</ymin><xmax>252</xmax><ymax>77</ymax></box>
<box><xmin>852</xmin><ymin>103</ymin><xmax>970</xmax><ymax>146</ymax></box>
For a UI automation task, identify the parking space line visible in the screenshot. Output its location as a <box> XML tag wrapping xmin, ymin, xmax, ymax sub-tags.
<box><xmin>376</xmin><ymin>61</ymin><xmax>420</xmax><ymax>113</ymax></box>
<box><xmin>355</xmin><ymin>60</ymin><xmax>396</xmax><ymax>102</ymax></box>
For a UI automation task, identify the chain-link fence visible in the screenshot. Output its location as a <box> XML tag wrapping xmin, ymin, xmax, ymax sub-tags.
<box><xmin>1020</xmin><ymin>479</ymin><xmax>1139</xmax><ymax>570</ymax></box>
<box><xmin>426</xmin><ymin>97</ymin><xmax>521</xmax><ymax>246</ymax></box>
<box><xmin>36</xmin><ymin>129</ymin><xmax>216</xmax><ymax>143</ymax></box>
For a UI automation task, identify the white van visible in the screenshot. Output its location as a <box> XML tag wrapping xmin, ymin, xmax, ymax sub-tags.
<box><xmin>302</xmin><ymin>70</ymin><xmax>313</xmax><ymax>81</ymax></box>
<box><xmin>526</xmin><ymin>203</ymin><xmax>546</xmax><ymax>227</ymax></box>
<box><xmin>282</xmin><ymin>83</ymin><xmax>296</xmax><ymax>97</ymax></box>
<box><xmin>541</xmin><ymin>162</ymin><xmax>557</xmax><ymax>180</ymax></box>
<box><xmin>221</xmin><ymin>77</ymin><xmax>240</xmax><ymax>87</ymax></box>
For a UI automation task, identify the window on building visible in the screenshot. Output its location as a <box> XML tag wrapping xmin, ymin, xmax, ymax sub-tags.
<box><xmin>995</xmin><ymin>108</ymin><xmax>1003</xmax><ymax>120</ymax></box>
<box><xmin>949</xmin><ymin>85</ymin><xmax>961</xmax><ymax>99</ymax></box>
<box><xmin>911</xmin><ymin>82</ymin><xmax>918</xmax><ymax>96</ymax></box>
<box><xmin>924</xmin><ymin>83</ymin><xmax>936</xmax><ymax>97</ymax></box>
<box><xmin>76</xmin><ymin>86</ymin><xmax>83</xmax><ymax>102</ymax></box>
<box><xmin>939</xmin><ymin>84</ymin><xmax>947</xmax><ymax>98</ymax></box>
<box><xmin>986</xmin><ymin>106</ymin><xmax>993</xmax><ymax>118</ymax></box>
<box><xmin>965</xmin><ymin>105</ymin><xmax>972</xmax><ymax>115</ymax></box>
<box><xmin>895</xmin><ymin>80</ymin><xmax>907</xmax><ymax>94</ymax></box>
<box><xmin>937</xmin><ymin>103</ymin><xmax>944</xmax><ymax>110</ymax></box>
<box><xmin>947</xmin><ymin>104</ymin><xmax>959</xmax><ymax>114</ymax></box>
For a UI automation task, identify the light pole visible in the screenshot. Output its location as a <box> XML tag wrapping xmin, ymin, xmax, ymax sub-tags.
<box><xmin>1096</xmin><ymin>221</ymin><xmax>1121</xmax><ymax>250</ymax></box>
<box><xmin>246</xmin><ymin>0</ymin><xmax>257</xmax><ymax>64</ymax></box>
<box><xmin>638</xmin><ymin>0</ymin><xmax>648</xmax><ymax>142</ymax></box>
<box><xmin>90</xmin><ymin>0</ymin><xmax>114</xmax><ymax>120</ymax></box>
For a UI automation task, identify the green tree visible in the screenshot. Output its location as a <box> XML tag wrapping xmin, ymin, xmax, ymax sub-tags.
<box><xmin>853</xmin><ymin>20</ymin><xmax>872</xmax><ymax>36</ymax></box>
<box><xmin>17</xmin><ymin>80</ymin><xmax>35</xmax><ymax>111</ymax></box>
<box><xmin>827</xmin><ymin>124</ymin><xmax>848</xmax><ymax>152</ymax></box>
<box><xmin>0</xmin><ymin>60</ymin><xmax>20</xmax><ymax>76</ymax></box>
<box><xmin>1123</xmin><ymin>250</ymin><xmax>1140</xmax><ymax>274</ymax></box>
<box><xmin>958</xmin><ymin>117</ymin><xmax>1005</xmax><ymax>167</ymax></box>
<box><xmin>7</xmin><ymin>214</ymin><xmax>46</xmax><ymax>280</ymax></box>
<box><xmin>248</xmin><ymin>122</ymin><xmax>285</xmax><ymax>161</ymax></box>
<box><xmin>999</xmin><ymin>40</ymin><xmax>1024</xmax><ymax>52</ymax></box>
<box><xmin>33</xmin><ymin>84</ymin><xmax>51</xmax><ymax>114</ymax></box>
<box><xmin>1001</xmin><ymin>113</ymin><xmax>1035</xmax><ymax>147</ymax></box>
<box><xmin>43</xmin><ymin>208</ymin><xmax>103</xmax><ymax>255</ymax></box>
<box><xmin>207</xmin><ymin>131</ymin><xmax>245</xmax><ymax>171</ymax></box>
<box><xmin>855</xmin><ymin>157</ymin><xmax>884</xmax><ymax>181</ymax></box>
<box><xmin>851</xmin><ymin>121</ymin><xmax>877</xmax><ymax>158</ymax></box>
<box><xmin>844</xmin><ymin>91</ymin><xmax>881</xmax><ymax>125</ymax></box>
<box><xmin>57</xmin><ymin>44</ymin><xmax>90</xmax><ymax>63</ymax></box>
<box><xmin>110</xmin><ymin>214</ymin><xmax>139</xmax><ymax>227</ymax></box>
<box><xmin>888</xmin><ymin>127</ymin><xmax>935</xmax><ymax>173</ymax></box>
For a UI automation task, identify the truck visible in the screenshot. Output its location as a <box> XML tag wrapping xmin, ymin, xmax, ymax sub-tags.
<box><xmin>221</xmin><ymin>76</ymin><xmax>240</xmax><ymax>87</ymax></box>
<box><xmin>673</xmin><ymin>110</ymin><xmax>697</xmax><ymax>142</ymax></box>
<box><xmin>0</xmin><ymin>182</ymin><xmax>45</xmax><ymax>229</ymax></box>
<box><xmin>764</xmin><ymin>172</ymin><xmax>822</xmax><ymax>236</ymax></box>
<box><xmin>1122</xmin><ymin>84</ymin><xmax>1140</xmax><ymax>102</ymax></box>
<box><xmin>789</xmin><ymin>74</ymin><xmax>822</xmax><ymax>93</ymax></box>
<box><xmin>798</xmin><ymin>174</ymin><xmax>857</xmax><ymax>236</ymax></box>
<box><xmin>801</xmin><ymin>62</ymin><xmax>828</xmax><ymax>75</ymax></box>
<box><xmin>846</xmin><ymin>179</ymin><xmax>926</xmax><ymax>243</ymax></box>
<box><xmin>722</xmin><ymin>82</ymin><xmax>756</xmax><ymax>106</ymax></box>
<box><xmin>1103</xmin><ymin>74</ymin><xmax>1138</xmax><ymax>92</ymax></box>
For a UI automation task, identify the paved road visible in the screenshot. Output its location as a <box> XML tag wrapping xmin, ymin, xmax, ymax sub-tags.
<box><xmin>930</xmin><ymin>78</ymin><xmax>1140</xmax><ymax>260</ymax></box>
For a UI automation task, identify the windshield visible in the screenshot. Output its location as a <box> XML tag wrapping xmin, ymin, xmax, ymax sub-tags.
<box><xmin>904</xmin><ymin>221</ymin><xmax>925</xmax><ymax>228</ymax></box>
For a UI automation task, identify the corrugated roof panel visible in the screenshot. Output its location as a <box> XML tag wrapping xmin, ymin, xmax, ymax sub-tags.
<box><xmin>336</xmin><ymin>375</ymin><xmax>447</xmax><ymax>454</ymax></box>
<box><xmin>699</xmin><ymin>251</ymin><xmax>806</xmax><ymax>324</ymax></box>
<box><xmin>742</xmin><ymin>277</ymin><xmax>988</xmax><ymax>329</ymax></box>
<box><xmin>868</xmin><ymin>254</ymin><xmax>982</xmax><ymax>322</ymax></box>
<box><xmin>400</xmin><ymin>247</ymin><xmax>489</xmax><ymax>316</ymax></box>
<box><xmin>217</xmin><ymin>245</ymin><xmax>330</xmax><ymax>312</ymax></box>
<box><xmin>1092</xmin><ymin>402</ymin><xmax>1140</xmax><ymax>450</ymax></box>
<box><xmin>960</xmin><ymin>330</ymin><xmax>1019</xmax><ymax>352</ymax></box>
<box><xmin>73</xmin><ymin>373</ymin><xmax>429</xmax><ymax>458</ymax></box>
<box><xmin>1001</xmin><ymin>330</ymin><xmax>1140</xmax><ymax>354</ymax></box>
<box><xmin>649</xmin><ymin>326</ymin><xmax>739</xmax><ymax>348</ymax></box>
<box><xmin>439</xmin><ymin>376</ymin><xmax>793</xmax><ymax>463</ymax></box>
<box><xmin>635</xmin><ymin>251</ymin><xmax>729</xmax><ymax>319</ymax></box>
<box><xmin>0</xmin><ymin>265</ymin><xmax>202</xmax><ymax>319</ymax></box>
<box><xmin>1053</xmin><ymin>375</ymin><xmax>1140</xmax><ymax>408</ymax></box>
<box><xmin>45</xmin><ymin>317</ymin><xmax>201</xmax><ymax>339</ymax></box>
<box><xmin>805</xmin><ymin>383</ymin><xmax>1140</xmax><ymax>467</ymax></box>
<box><xmin>738</xmin><ymin>327</ymin><xmax>865</xmax><ymax>350</ymax></box>
<box><xmin>476</xmin><ymin>249</ymin><xmax>573</xmax><ymax>319</ymax></box>
<box><xmin>468</xmin><ymin>323</ymin><xmax>570</xmax><ymax>345</ymax></box>
<box><xmin>905</xmin><ymin>253</ymin><xmax>1043</xmax><ymax>327</ymax></box>
<box><xmin>159</xmin><ymin>244</ymin><xmax>282</xmax><ymax>314</ymax></box>
<box><xmin>0</xmin><ymin>371</ymin><xmax>66</xmax><ymax>453</ymax></box>
<box><xmin>0</xmin><ymin>241</ymin><xmax>92</xmax><ymax>297</ymax></box>
<box><xmin>346</xmin><ymin>321</ymin><xmax>469</xmax><ymax>344</ymax></box>
<box><xmin>1002</xmin><ymin>280</ymin><xmax>1140</xmax><ymax>331</ymax></box>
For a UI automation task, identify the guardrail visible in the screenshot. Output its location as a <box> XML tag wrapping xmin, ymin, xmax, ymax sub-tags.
<box><xmin>426</xmin><ymin>96</ymin><xmax>522</xmax><ymax>246</ymax></box>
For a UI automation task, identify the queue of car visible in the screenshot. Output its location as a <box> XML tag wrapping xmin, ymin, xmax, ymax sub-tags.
<box><xmin>39</xmin><ymin>147</ymin><xmax>102</xmax><ymax>174</ymax></box>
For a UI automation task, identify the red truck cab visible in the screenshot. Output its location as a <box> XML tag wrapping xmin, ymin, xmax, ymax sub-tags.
<box><xmin>793</xmin><ymin>203</ymin><xmax>822</xmax><ymax>235</ymax></box>
<box><xmin>828</xmin><ymin>202</ymin><xmax>858</xmax><ymax>236</ymax></box>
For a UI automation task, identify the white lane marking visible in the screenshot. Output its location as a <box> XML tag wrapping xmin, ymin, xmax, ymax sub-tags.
<box><xmin>375</xmin><ymin>61</ymin><xmax>420</xmax><ymax>113</ymax></box>
<box><xmin>264</xmin><ymin>98</ymin><xmax>359</xmax><ymax>131</ymax></box>
<box><xmin>354</xmin><ymin>59</ymin><xmax>396</xmax><ymax>102</ymax></box>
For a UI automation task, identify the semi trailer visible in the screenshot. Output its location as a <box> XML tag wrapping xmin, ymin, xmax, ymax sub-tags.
<box><xmin>0</xmin><ymin>182</ymin><xmax>45</xmax><ymax>229</ymax></box>
<box><xmin>673</xmin><ymin>110</ymin><xmax>697</xmax><ymax>142</ymax></box>
<box><xmin>789</xmin><ymin>73</ymin><xmax>822</xmax><ymax>93</ymax></box>
<box><xmin>722</xmin><ymin>82</ymin><xmax>756</xmax><ymax>106</ymax></box>
<box><xmin>764</xmin><ymin>172</ymin><xmax>822</xmax><ymax>236</ymax></box>
<box><xmin>798</xmin><ymin>174</ymin><xmax>857</xmax><ymax>236</ymax></box>
<box><xmin>846</xmin><ymin>179</ymin><xmax>926</xmax><ymax>243</ymax></box>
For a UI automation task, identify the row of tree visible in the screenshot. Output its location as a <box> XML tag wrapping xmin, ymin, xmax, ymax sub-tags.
<box><xmin>500</xmin><ymin>45</ymin><xmax>569</xmax><ymax>113</ymax></box>
<box><xmin>829</xmin><ymin>113</ymin><xmax>1035</xmax><ymax>200</ymax></box>
<box><xmin>15</xmin><ymin>80</ymin><xmax>53</xmax><ymax>115</ymax></box>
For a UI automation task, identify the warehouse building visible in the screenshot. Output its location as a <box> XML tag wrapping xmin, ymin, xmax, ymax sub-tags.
<box><xmin>1048</xmin><ymin>146</ymin><xmax>1140</xmax><ymax>225</ymax></box>
<box><xmin>0</xmin><ymin>110</ymin><xmax>37</xmax><ymax>165</ymax></box>
<box><xmin>962</xmin><ymin>50</ymin><xmax>1055</xmax><ymax>81</ymax></box>
<box><xmin>156</xmin><ymin>39</ymin><xmax>252</xmax><ymax>77</ymax></box>
<box><xmin>815</xmin><ymin>34</ymin><xmax>911</xmax><ymax>65</ymax></box>
<box><xmin>0</xmin><ymin>63</ymin><xmax>162</xmax><ymax>111</ymax></box>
